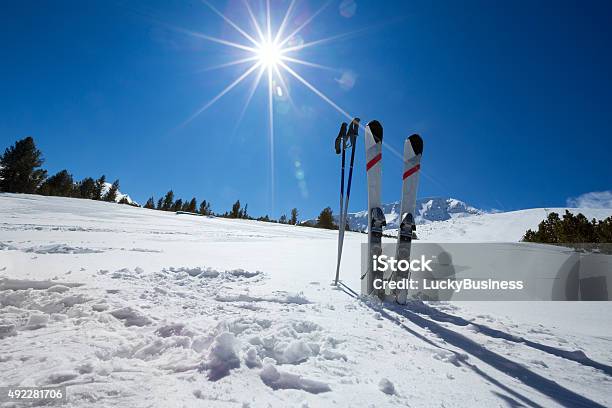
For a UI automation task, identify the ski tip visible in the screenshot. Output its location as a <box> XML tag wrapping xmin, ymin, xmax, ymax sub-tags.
<box><xmin>408</xmin><ymin>133</ymin><xmax>423</xmax><ymax>155</ymax></box>
<box><xmin>367</xmin><ymin>120</ymin><xmax>383</xmax><ymax>143</ymax></box>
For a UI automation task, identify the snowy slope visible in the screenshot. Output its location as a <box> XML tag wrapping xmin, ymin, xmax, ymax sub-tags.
<box><xmin>1</xmin><ymin>193</ymin><xmax>611</xmax><ymax>408</ymax></box>
<box><xmin>418</xmin><ymin>207</ymin><xmax>612</xmax><ymax>242</ymax></box>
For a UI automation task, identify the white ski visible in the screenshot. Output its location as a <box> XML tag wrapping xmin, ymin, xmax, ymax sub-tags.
<box><xmin>394</xmin><ymin>134</ymin><xmax>423</xmax><ymax>304</ymax></box>
<box><xmin>361</xmin><ymin>120</ymin><xmax>385</xmax><ymax>298</ymax></box>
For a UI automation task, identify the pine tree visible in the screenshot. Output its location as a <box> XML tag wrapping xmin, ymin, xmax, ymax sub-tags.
<box><xmin>162</xmin><ymin>190</ymin><xmax>174</xmax><ymax>211</ymax></box>
<box><xmin>596</xmin><ymin>217</ymin><xmax>612</xmax><ymax>243</ymax></box>
<box><xmin>118</xmin><ymin>196</ymin><xmax>130</xmax><ymax>205</ymax></box>
<box><xmin>103</xmin><ymin>179</ymin><xmax>120</xmax><ymax>202</ymax></box>
<box><xmin>243</xmin><ymin>203</ymin><xmax>248</xmax><ymax>219</ymax></box>
<box><xmin>93</xmin><ymin>175</ymin><xmax>106</xmax><ymax>200</ymax></box>
<box><xmin>144</xmin><ymin>197</ymin><xmax>155</xmax><ymax>209</ymax></box>
<box><xmin>230</xmin><ymin>200</ymin><xmax>241</xmax><ymax>218</ymax></box>
<box><xmin>38</xmin><ymin>169</ymin><xmax>74</xmax><ymax>197</ymax></box>
<box><xmin>77</xmin><ymin>177</ymin><xmax>96</xmax><ymax>199</ymax></box>
<box><xmin>0</xmin><ymin>136</ymin><xmax>47</xmax><ymax>193</ymax></box>
<box><xmin>156</xmin><ymin>198</ymin><xmax>163</xmax><ymax>210</ymax></box>
<box><xmin>199</xmin><ymin>200</ymin><xmax>211</xmax><ymax>216</ymax></box>
<box><xmin>186</xmin><ymin>197</ymin><xmax>197</xmax><ymax>213</ymax></box>
<box><xmin>290</xmin><ymin>208</ymin><xmax>298</xmax><ymax>225</ymax></box>
<box><xmin>316</xmin><ymin>207</ymin><xmax>336</xmax><ymax>229</ymax></box>
<box><xmin>279</xmin><ymin>214</ymin><xmax>288</xmax><ymax>224</ymax></box>
<box><xmin>172</xmin><ymin>198</ymin><xmax>183</xmax><ymax>212</ymax></box>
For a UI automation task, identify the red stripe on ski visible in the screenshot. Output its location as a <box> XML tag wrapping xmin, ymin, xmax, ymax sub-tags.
<box><xmin>366</xmin><ymin>153</ymin><xmax>382</xmax><ymax>171</ymax></box>
<box><xmin>403</xmin><ymin>164</ymin><xmax>420</xmax><ymax>179</ymax></box>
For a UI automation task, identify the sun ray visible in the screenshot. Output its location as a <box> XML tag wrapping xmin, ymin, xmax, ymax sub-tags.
<box><xmin>198</xmin><ymin>55</ymin><xmax>260</xmax><ymax>72</ymax></box>
<box><xmin>283</xmin><ymin>29</ymin><xmax>363</xmax><ymax>53</ymax></box>
<box><xmin>182</xmin><ymin>61</ymin><xmax>262</xmax><ymax>127</ymax></box>
<box><xmin>243</xmin><ymin>0</ymin><xmax>265</xmax><ymax>42</ymax></box>
<box><xmin>202</xmin><ymin>0</ymin><xmax>260</xmax><ymax>47</ymax></box>
<box><xmin>278</xmin><ymin>0</ymin><xmax>331</xmax><ymax>48</ymax></box>
<box><xmin>233</xmin><ymin>64</ymin><xmax>266</xmax><ymax>134</ymax></box>
<box><xmin>183</xmin><ymin>28</ymin><xmax>257</xmax><ymax>52</ymax></box>
<box><xmin>273</xmin><ymin>63</ymin><xmax>297</xmax><ymax>110</ymax></box>
<box><xmin>279</xmin><ymin>61</ymin><xmax>352</xmax><ymax>121</ymax></box>
<box><xmin>266</xmin><ymin>0</ymin><xmax>272</xmax><ymax>42</ymax></box>
<box><xmin>280</xmin><ymin>55</ymin><xmax>340</xmax><ymax>72</ymax></box>
<box><xmin>267</xmin><ymin>66</ymin><xmax>275</xmax><ymax>214</ymax></box>
<box><xmin>283</xmin><ymin>18</ymin><xmax>404</xmax><ymax>53</ymax></box>
<box><xmin>273</xmin><ymin>0</ymin><xmax>296</xmax><ymax>44</ymax></box>
<box><xmin>159</xmin><ymin>20</ymin><xmax>257</xmax><ymax>52</ymax></box>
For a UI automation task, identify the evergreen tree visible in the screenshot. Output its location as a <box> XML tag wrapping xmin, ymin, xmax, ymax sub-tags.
<box><xmin>118</xmin><ymin>196</ymin><xmax>130</xmax><ymax>205</ymax></box>
<box><xmin>162</xmin><ymin>190</ymin><xmax>174</xmax><ymax>211</ymax></box>
<box><xmin>230</xmin><ymin>200</ymin><xmax>241</xmax><ymax>218</ymax></box>
<box><xmin>77</xmin><ymin>177</ymin><xmax>96</xmax><ymax>199</ymax></box>
<box><xmin>172</xmin><ymin>198</ymin><xmax>183</xmax><ymax>212</ymax></box>
<box><xmin>103</xmin><ymin>179</ymin><xmax>120</xmax><ymax>202</ymax></box>
<box><xmin>290</xmin><ymin>208</ymin><xmax>298</xmax><ymax>225</ymax></box>
<box><xmin>156</xmin><ymin>197</ymin><xmax>163</xmax><ymax>210</ymax></box>
<box><xmin>93</xmin><ymin>175</ymin><xmax>106</xmax><ymax>200</ymax></box>
<box><xmin>279</xmin><ymin>214</ymin><xmax>288</xmax><ymax>224</ymax></box>
<box><xmin>257</xmin><ymin>214</ymin><xmax>271</xmax><ymax>222</ymax></box>
<box><xmin>243</xmin><ymin>203</ymin><xmax>248</xmax><ymax>219</ymax></box>
<box><xmin>596</xmin><ymin>217</ymin><xmax>612</xmax><ymax>243</ymax></box>
<box><xmin>144</xmin><ymin>197</ymin><xmax>155</xmax><ymax>209</ymax></box>
<box><xmin>186</xmin><ymin>197</ymin><xmax>197</xmax><ymax>213</ymax></box>
<box><xmin>0</xmin><ymin>136</ymin><xmax>47</xmax><ymax>193</ymax></box>
<box><xmin>199</xmin><ymin>200</ymin><xmax>211</xmax><ymax>215</ymax></box>
<box><xmin>523</xmin><ymin>211</ymin><xmax>612</xmax><ymax>244</ymax></box>
<box><xmin>38</xmin><ymin>169</ymin><xmax>74</xmax><ymax>197</ymax></box>
<box><xmin>316</xmin><ymin>207</ymin><xmax>336</xmax><ymax>229</ymax></box>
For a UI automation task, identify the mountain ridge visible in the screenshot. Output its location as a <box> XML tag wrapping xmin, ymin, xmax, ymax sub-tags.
<box><xmin>309</xmin><ymin>197</ymin><xmax>484</xmax><ymax>231</ymax></box>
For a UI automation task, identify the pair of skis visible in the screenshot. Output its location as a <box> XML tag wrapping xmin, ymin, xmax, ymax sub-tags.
<box><xmin>361</xmin><ymin>120</ymin><xmax>423</xmax><ymax>304</ymax></box>
<box><xmin>334</xmin><ymin>118</ymin><xmax>360</xmax><ymax>286</ymax></box>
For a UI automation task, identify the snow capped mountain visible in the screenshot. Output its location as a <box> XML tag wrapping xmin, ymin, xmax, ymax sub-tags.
<box><xmin>335</xmin><ymin>197</ymin><xmax>483</xmax><ymax>232</ymax></box>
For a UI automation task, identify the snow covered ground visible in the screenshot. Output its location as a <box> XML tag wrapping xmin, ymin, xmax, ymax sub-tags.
<box><xmin>1</xmin><ymin>193</ymin><xmax>611</xmax><ymax>407</ymax></box>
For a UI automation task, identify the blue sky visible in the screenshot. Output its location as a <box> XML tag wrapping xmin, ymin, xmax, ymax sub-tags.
<box><xmin>1</xmin><ymin>0</ymin><xmax>611</xmax><ymax>219</ymax></box>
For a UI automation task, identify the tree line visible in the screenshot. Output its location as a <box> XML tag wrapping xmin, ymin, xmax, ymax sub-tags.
<box><xmin>0</xmin><ymin>136</ymin><xmax>129</xmax><ymax>203</ymax></box>
<box><xmin>0</xmin><ymin>136</ymin><xmax>345</xmax><ymax>229</ymax></box>
<box><xmin>522</xmin><ymin>210</ymin><xmax>612</xmax><ymax>244</ymax></box>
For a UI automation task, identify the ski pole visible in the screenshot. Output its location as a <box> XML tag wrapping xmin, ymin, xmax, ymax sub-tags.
<box><xmin>334</xmin><ymin>123</ymin><xmax>348</xmax><ymax>285</ymax></box>
<box><xmin>335</xmin><ymin>119</ymin><xmax>360</xmax><ymax>285</ymax></box>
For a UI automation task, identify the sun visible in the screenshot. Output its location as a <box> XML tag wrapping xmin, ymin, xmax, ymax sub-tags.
<box><xmin>179</xmin><ymin>0</ymin><xmax>365</xmax><ymax>213</ymax></box>
<box><xmin>257</xmin><ymin>41</ymin><xmax>282</xmax><ymax>68</ymax></box>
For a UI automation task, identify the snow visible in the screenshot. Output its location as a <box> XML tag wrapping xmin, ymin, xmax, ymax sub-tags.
<box><xmin>378</xmin><ymin>378</ymin><xmax>395</xmax><ymax>395</ymax></box>
<box><xmin>260</xmin><ymin>364</ymin><xmax>332</xmax><ymax>394</ymax></box>
<box><xmin>0</xmin><ymin>193</ymin><xmax>611</xmax><ymax>407</ymax></box>
<box><xmin>417</xmin><ymin>207</ymin><xmax>612</xmax><ymax>242</ymax></box>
